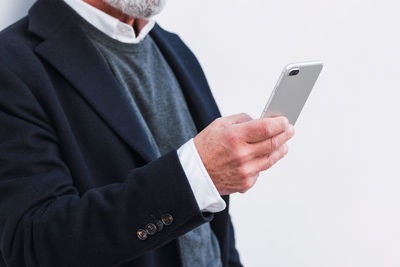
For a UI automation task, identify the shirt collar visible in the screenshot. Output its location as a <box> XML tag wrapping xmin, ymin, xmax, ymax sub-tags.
<box><xmin>63</xmin><ymin>0</ymin><xmax>155</xmax><ymax>44</ymax></box>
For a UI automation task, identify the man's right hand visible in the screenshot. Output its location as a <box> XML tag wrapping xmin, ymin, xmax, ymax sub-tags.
<box><xmin>194</xmin><ymin>113</ymin><xmax>295</xmax><ymax>196</ymax></box>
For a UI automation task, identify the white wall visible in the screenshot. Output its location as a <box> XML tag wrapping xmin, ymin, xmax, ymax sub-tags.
<box><xmin>1</xmin><ymin>1</ymin><xmax>400</xmax><ymax>266</ymax></box>
<box><xmin>0</xmin><ymin>0</ymin><xmax>35</xmax><ymax>29</ymax></box>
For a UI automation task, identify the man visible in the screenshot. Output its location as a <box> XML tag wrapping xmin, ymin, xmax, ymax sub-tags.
<box><xmin>0</xmin><ymin>0</ymin><xmax>294</xmax><ymax>266</ymax></box>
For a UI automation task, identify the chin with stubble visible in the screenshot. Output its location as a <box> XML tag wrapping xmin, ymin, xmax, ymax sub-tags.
<box><xmin>101</xmin><ymin>0</ymin><xmax>166</xmax><ymax>18</ymax></box>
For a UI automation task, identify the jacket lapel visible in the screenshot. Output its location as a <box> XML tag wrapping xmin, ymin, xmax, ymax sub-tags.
<box><xmin>29</xmin><ymin>0</ymin><xmax>158</xmax><ymax>162</ymax></box>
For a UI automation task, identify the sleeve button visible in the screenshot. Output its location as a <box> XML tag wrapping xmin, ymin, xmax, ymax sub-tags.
<box><xmin>161</xmin><ymin>213</ymin><xmax>173</xmax><ymax>226</ymax></box>
<box><xmin>155</xmin><ymin>220</ymin><xmax>164</xmax><ymax>232</ymax></box>
<box><xmin>145</xmin><ymin>223</ymin><xmax>157</xmax><ymax>235</ymax></box>
<box><xmin>137</xmin><ymin>229</ymin><xmax>148</xmax><ymax>240</ymax></box>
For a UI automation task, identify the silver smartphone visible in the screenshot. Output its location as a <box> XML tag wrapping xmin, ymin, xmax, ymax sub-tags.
<box><xmin>261</xmin><ymin>61</ymin><xmax>323</xmax><ymax>125</ymax></box>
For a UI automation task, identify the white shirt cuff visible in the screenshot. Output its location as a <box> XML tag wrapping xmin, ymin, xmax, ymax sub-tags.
<box><xmin>177</xmin><ymin>138</ymin><xmax>226</xmax><ymax>213</ymax></box>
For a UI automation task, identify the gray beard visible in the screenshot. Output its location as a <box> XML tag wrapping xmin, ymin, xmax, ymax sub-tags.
<box><xmin>102</xmin><ymin>0</ymin><xmax>166</xmax><ymax>18</ymax></box>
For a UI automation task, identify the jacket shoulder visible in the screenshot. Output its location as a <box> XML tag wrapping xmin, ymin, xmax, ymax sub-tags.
<box><xmin>0</xmin><ymin>16</ymin><xmax>43</xmax><ymax>78</ymax></box>
<box><xmin>151</xmin><ymin>23</ymin><xmax>203</xmax><ymax>67</ymax></box>
<box><xmin>152</xmin><ymin>23</ymin><xmax>179</xmax><ymax>38</ymax></box>
<box><xmin>0</xmin><ymin>16</ymin><xmax>39</xmax><ymax>47</ymax></box>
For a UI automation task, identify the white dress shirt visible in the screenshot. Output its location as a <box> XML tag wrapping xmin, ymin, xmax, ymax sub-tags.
<box><xmin>63</xmin><ymin>0</ymin><xmax>226</xmax><ymax>213</ymax></box>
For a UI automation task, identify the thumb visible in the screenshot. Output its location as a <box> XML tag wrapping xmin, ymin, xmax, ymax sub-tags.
<box><xmin>223</xmin><ymin>113</ymin><xmax>253</xmax><ymax>125</ymax></box>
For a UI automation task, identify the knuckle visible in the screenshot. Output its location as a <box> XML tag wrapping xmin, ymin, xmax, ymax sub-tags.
<box><xmin>263</xmin><ymin>124</ymin><xmax>272</xmax><ymax>137</ymax></box>
<box><xmin>228</xmin><ymin>141</ymin><xmax>251</xmax><ymax>164</ymax></box>
<box><xmin>232</xmin><ymin>153</ymin><xmax>245</xmax><ymax>166</ymax></box>
<box><xmin>265</xmin><ymin>156</ymin><xmax>274</xmax><ymax>170</ymax></box>
<box><xmin>287</xmin><ymin>125</ymin><xmax>295</xmax><ymax>138</ymax></box>
<box><xmin>239</xmin><ymin>146</ymin><xmax>251</xmax><ymax>158</ymax></box>
<box><xmin>238</xmin><ymin>180</ymin><xmax>251</xmax><ymax>193</ymax></box>
<box><xmin>266</xmin><ymin>137</ymin><xmax>277</xmax><ymax>152</ymax></box>
<box><xmin>244</xmin><ymin>180</ymin><xmax>253</xmax><ymax>191</ymax></box>
<box><xmin>224</xmin><ymin>129</ymin><xmax>239</xmax><ymax>144</ymax></box>
<box><xmin>271</xmin><ymin>136</ymin><xmax>279</xmax><ymax>150</ymax></box>
<box><xmin>247</xmin><ymin>167</ymin><xmax>259</xmax><ymax>178</ymax></box>
<box><xmin>260</xmin><ymin>159</ymin><xmax>270</xmax><ymax>171</ymax></box>
<box><xmin>238</xmin><ymin>165</ymin><xmax>258</xmax><ymax>180</ymax></box>
<box><xmin>242</xmin><ymin>177</ymin><xmax>256</xmax><ymax>191</ymax></box>
<box><xmin>283</xmin><ymin>144</ymin><xmax>289</xmax><ymax>155</ymax></box>
<box><xmin>237</xmin><ymin>165</ymin><xmax>251</xmax><ymax>179</ymax></box>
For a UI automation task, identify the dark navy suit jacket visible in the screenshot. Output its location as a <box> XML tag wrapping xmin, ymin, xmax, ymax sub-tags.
<box><xmin>0</xmin><ymin>0</ymin><xmax>242</xmax><ymax>266</ymax></box>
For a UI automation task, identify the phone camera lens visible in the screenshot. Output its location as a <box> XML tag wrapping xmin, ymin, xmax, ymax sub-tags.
<box><xmin>289</xmin><ymin>69</ymin><xmax>300</xmax><ymax>76</ymax></box>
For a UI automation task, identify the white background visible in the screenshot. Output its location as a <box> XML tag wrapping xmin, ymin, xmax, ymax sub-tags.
<box><xmin>1</xmin><ymin>0</ymin><xmax>400</xmax><ymax>266</ymax></box>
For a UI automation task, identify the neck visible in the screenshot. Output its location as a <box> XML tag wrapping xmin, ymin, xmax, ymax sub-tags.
<box><xmin>82</xmin><ymin>0</ymin><xmax>148</xmax><ymax>34</ymax></box>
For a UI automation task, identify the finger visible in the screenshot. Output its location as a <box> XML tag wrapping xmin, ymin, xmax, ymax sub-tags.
<box><xmin>264</xmin><ymin>144</ymin><xmax>289</xmax><ymax>170</ymax></box>
<box><xmin>249</xmin><ymin>124</ymin><xmax>294</xmax><ymax>156</ymax></box>
<box><xmin>241</xmin><ymin>144</ymin><xmax>288</xmax><ymax>178</ymax></box>
<box><xmin>235</xmin><ymin>116</ymin><xmax>289</xmax><ymax>143</ymax></box>
<box><xmin>251</xmin><ymin>145</ymin><xmax>289</xmax><ymax>174</ymax></box>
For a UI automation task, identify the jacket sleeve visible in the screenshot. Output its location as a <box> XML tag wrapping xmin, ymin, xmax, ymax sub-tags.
<box><xmin>0</xmin><ymin>66</ymin><xmax>212</xmax><ymax>266</ymax></box>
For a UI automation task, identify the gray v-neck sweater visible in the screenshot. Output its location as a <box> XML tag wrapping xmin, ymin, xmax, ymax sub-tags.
<box><xmin>79</xmin><ymin>21</ymin><xmax>222</xmax><ymax>267</ymax></box>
